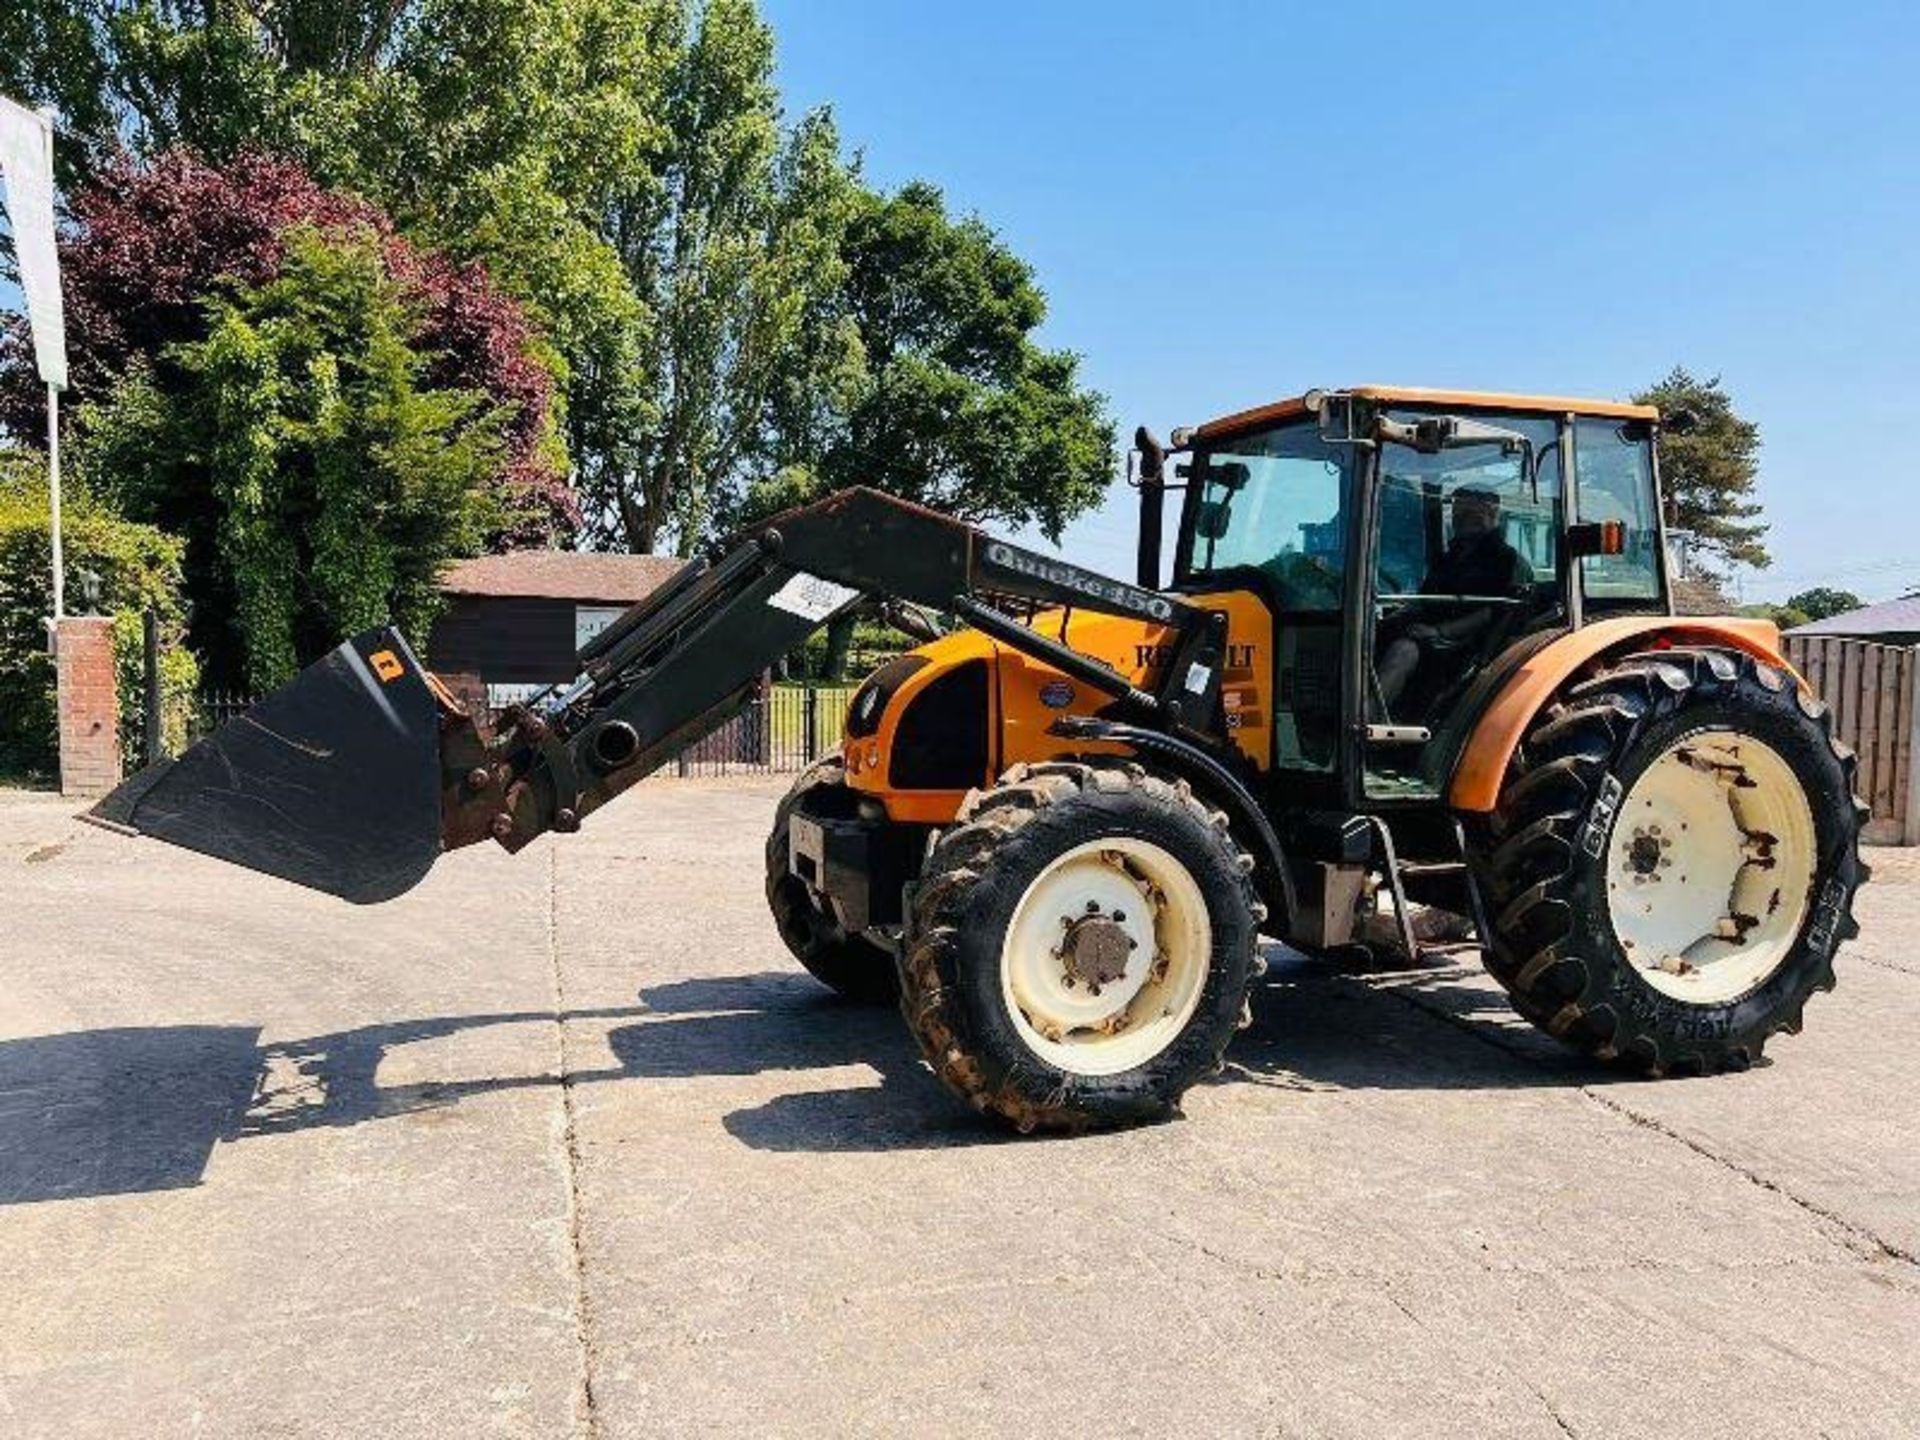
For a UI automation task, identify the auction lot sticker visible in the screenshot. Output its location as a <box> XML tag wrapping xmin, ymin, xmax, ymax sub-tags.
<box><xmin>769</xmin><ymin>570</ymin><xmax>862</xmax><ymax>621</ymax></box>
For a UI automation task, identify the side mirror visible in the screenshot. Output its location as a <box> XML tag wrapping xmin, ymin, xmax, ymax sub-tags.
<box><xmin>1195</xmin><ymin>499</ymin><xmax>1234</xmax><ymax>542</ymax></box>
<box><xmin>1568</xmin><ymin>519</ymin><xmax>1627</xmax><ymax>558</ymax></box>
<box><xmin>1209</xmin><ymin>460</ymin><xmax>1251</xmax><ymax>492</ymax></box>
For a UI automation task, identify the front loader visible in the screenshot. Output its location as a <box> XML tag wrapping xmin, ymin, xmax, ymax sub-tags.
<box><xmin>91</xmin><ymin>385</ymin><xmax>1869</xmax><ymax>1132</ymax></box>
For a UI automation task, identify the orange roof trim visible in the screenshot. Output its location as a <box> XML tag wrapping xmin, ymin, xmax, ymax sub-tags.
<box><xmin>1194</xmin><ymin>385</ymin><xmax>1660</xmax><ymax>441</ymax></box>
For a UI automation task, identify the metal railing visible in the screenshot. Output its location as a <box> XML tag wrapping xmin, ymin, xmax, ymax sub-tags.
<box><xmin>188</xmin><ymin>690</ymin><xmax>258</xmax><ymax>744</ymax></box>
<box><xmin>662</xmin><ymin>684</ymin><xmax>856</xmax><ymax>777</ymax></box>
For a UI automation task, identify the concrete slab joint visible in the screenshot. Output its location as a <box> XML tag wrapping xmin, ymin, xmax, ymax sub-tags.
<box><xmin>56</xmin><ymin>615</ymin><xmax>121</xmax><ymax>798</ymax></box>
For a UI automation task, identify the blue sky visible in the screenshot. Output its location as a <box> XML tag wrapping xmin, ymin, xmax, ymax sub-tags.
<box><xmin>765</xmin><ymin>0</ymin><xmax>1920</xmax><ymax>603</ymax></box>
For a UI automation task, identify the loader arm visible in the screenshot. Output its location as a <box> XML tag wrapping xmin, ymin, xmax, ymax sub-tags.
<box><xmin>454</xmin><ymin>487</ymin><xmax>1227</xmax><ymax>854</ymax></box>
<box><xmin>91</xmin><ymin>487</ymin><xmax>1231</xmax><ymax>903</ymax></box>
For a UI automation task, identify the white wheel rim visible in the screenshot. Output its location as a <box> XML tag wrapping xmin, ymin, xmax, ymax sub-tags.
<box><xmin>999</xmin><ymin>837</ymin><xmax>1213</xmax><ymax>1077</ymax></box>
<box><xmin>1605</xmin><ymin>730</ymin><xmax>1817</xmax><ymax>1005</ymax></box>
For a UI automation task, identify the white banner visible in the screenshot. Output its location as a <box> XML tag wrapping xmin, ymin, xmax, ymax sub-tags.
<box><xmin>0</xmin><ymin>97</ymin><xmax>66</xmax><ymax>390</ymax></box>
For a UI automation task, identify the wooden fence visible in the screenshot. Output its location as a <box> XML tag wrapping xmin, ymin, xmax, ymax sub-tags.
<box><xmin>1784</xmin><ymin>635</ymin><xmax>1919</xmax><ymax>844</ymax></box>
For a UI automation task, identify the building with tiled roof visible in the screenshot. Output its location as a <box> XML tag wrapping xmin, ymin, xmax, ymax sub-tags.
<box><xmin>430</xmin><ymin>550</ymin><xmax>689</xmax><ymax>710</ymax></box>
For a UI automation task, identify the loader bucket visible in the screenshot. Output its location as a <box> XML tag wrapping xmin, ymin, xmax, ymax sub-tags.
<box><xmin>88</xmin><ymin>629</ymin><xmax>446</xmax><ymax>905</ymax></box>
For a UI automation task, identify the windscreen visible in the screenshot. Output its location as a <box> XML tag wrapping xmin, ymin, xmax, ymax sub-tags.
<box><xmin>1184</xmin><ymin>421</ymin><xmax>1353</xmax><ymax>611</ymax></box>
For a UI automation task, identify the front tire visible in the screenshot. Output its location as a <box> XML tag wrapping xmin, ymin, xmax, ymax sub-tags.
<box><xmin>901</xmin><ymin>762</ymin><xmax>1265</xmax><ymax>1132</ymax></box>
<box><xmin>765</xmin><ymin>758</ymin><xmax>899</xmax><ymax>1004</ymax></box>
<box><xmin>1477</xmin><ymin>647</ymin><xmax>1868</xmax><ymax>1074</ymax></box>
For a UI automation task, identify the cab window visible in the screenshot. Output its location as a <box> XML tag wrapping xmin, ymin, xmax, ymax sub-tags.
<box><xmin>1185</xmin><ymin>421</ymin><xmax>1353</xmax><ymax>611</ymax></box>
<box><xmin>1373</xmin><ymin>413</ymin><xmax>1563</xmax><ymax>602</ymax></box>
<box><xmin>1576</xmin><ymin>418</ymin><xmax>1664</xmax><ymax>609</ymax></box>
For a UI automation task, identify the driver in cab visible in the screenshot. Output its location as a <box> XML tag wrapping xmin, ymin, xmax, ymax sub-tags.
<box><xmin>1377</xmin><ymin>486</ymin><xmax>1533</xmax><ymax>711</ymax></box>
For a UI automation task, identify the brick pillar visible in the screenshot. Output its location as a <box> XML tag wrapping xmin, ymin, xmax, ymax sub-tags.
<box><xmin>56</xmin><ymin>616</ymin><xmax>122</xmax><ymax>798</ymax></box>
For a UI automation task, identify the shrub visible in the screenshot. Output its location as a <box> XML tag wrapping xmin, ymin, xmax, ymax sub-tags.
<box><xmin>82</xmin><ymin>226</ymin><xmax>508</xmax><ymax>691</ymax></box>
<box><xmin>0</xmin><ymin>449</ymin><xmax>196</xmax><ymax>780</ymax></box>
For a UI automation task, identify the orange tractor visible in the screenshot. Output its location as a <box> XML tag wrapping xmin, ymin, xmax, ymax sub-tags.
<box><xmin>94</xmin><ymin>386</ymin><xmax>1868</xmax><ymax>1131</ymax></box>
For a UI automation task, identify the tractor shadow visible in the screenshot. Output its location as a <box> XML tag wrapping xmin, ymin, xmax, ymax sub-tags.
<box><xmin>0</xmin><ymin>948</ymin><xmax>1642</xmax><ymax>1203</ymax></box>
<box><xmin>1219</xmin><ymin>944</ymin><xmax>1628</xmax><ymax>1096</ymax></box>
<box><xmin>602</xmin><ymin>974</ymin><xmax>1016</xmax><ymax>1154</ymax></box>
<box><xmin>0</xmin><ymin>976</ymin><xmax>986</xmax><ymax>1205</ymax></box>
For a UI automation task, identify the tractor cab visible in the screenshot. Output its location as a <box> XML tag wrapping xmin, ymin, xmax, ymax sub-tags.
<box><xmin>1161</xmin><ymin>386</ymin><xmax>1669</xmax><ymax>806</ymax></box>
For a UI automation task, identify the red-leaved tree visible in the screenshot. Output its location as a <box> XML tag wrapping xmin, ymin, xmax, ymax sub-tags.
<box><xmin>1</xmin><ymin>148</ymin><xmax>576</xmax><ymax>545</ymax></box>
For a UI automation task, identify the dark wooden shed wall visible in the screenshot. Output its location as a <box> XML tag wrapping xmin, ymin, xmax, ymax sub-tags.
<box><xmin>427</xmin><ymin>595</ymin><xmax>589</xmax><ymax>686</ymax></box>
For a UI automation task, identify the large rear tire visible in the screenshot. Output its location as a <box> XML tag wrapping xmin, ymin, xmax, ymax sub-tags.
<box><xmin>765</xmin><ymin>758</ymin><xmax>899</xmax><ymax>1004</ymax></box>
<box><xmin>901</xmin><ymin>762</ymin><xmax>1264</xmax><ymax>1132</ymax></box>
<box><xmin>1475</xmin><ymin>647</ymin><xmax>1867</xmax><ymax>1074</ymax></box>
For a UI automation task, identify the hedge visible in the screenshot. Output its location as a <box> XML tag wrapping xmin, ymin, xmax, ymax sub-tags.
<box><xmin>0</xmin><ymin>449</ymin><xmax>197</xmax><ymax>781</ymax></box>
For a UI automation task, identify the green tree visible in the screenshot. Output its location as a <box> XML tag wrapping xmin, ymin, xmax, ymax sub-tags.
<box><xmin>82</xmin><ymin>227</ymin><xmax>505</xmax><ymax>690</ymax></box>
<box><xmin>732</xmin><ymin>180</ymin><xmax>1115</xmax><ymax>540</ymax></box>
<box><xmin>810</xmin><ymin>181</ymin><xmax>1113</xmax><ymax>541</ymax></box>
<box><xmin>1783</xmin><ymin>587</ymin><xmax>1862</xmax><ymax>622</ymax></box>
<box><xmin>340</xmin><ymin>0</ymin><xmax>674</xmax><ymax>522</ymax></box>
<box><xmin>13</xmin><ymin>0</ymin><xmax>1109</xmax><ymax>569</ymax></box>
<box><xmin>583</xmin><ymin>0</ymin><xmax>865</xmax><ymax>556</ymax></box>
<box><xmin>729</xmin><ymin>181</ymin><xmax>1116</xmax><ymax>679</ymax></box>
<box><xmin>6</xmin><ymin>0</ymin><xmax>663</xmax><ymax>548</ymax></box>
<box><xmin>1634</xmin><ymin>367</ymin><xmax>1767</xmax><ymax>576</ymax></box>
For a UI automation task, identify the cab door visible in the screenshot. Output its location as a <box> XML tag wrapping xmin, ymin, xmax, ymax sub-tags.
<box><xmin>1176</xmin><ymin>419</ymin><xmax>1358</xmax><ymax>786</ymax></box>
<box><xmin>1357</xmin><ymin>410</ymin><xmax>1569</xmax><ymax>801</ymax></box>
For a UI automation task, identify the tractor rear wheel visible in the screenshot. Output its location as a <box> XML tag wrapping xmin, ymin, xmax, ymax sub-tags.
<box><xmin>765</xmin><ymin>757</ymin><xmax>898</xmax><ymax>1004</ymax></box>
<box><xmin>900</xmin><ymin>762</ymin><xmax>1265</xmax><ymax>1132</ymax></box>
<box><xmin>1476</xmin><ymin>647</ymin><xmax>1867</xmax><ymax>1074</ymax></box>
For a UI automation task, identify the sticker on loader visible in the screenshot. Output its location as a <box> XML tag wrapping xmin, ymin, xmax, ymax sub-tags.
<box><xmin>370</xmin><ymin>649</ymin><xmax>406</xmax><ymax>683</ymax></box>
<box><xmin>768</xmin><ymin>571</ymin><xmax>861</xmax><ymax>622</ymax></box>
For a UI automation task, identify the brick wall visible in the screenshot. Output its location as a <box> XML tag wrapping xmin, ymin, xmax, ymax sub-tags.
<box><xmin>56</xmin><ymin>616</ymin><xmax>121</xmax><ymax>798</ymax></box>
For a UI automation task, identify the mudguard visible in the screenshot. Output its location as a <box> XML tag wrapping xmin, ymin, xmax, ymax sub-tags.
<box><xmin>1449</xmin><ymin>615</ymin><xmax>1794</xmax><ymax>812</ymax></box>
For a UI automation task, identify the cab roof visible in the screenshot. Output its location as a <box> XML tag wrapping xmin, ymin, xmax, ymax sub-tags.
<box><xmin>1194</xmin><ymin>385</ymin><xmax>1660</xmax><ymax>442</ymax></box>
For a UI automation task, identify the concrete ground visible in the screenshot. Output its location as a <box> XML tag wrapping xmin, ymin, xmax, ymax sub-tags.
<box><xmin>1</xmin><ymin>777</ymin><xmax>1916</xmax><ymax>1439</ymax></box>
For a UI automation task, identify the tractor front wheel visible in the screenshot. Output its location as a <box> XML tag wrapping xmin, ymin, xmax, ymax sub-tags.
<box><xmin>901</xmin><ymin>762</ymin><xmax>1265</xmax><ymax>1132</ymax></box>
<box><xmin>1477</xmin><ymin>647</ymin><xmax>1867</xmax><ymax>1074</ymax></box>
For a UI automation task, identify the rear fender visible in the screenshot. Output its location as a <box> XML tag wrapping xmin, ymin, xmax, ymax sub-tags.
<box><xmin>1449</xmin><ymin>615</ymin><xmax>1796</xmax><ymax>812</ymax></box>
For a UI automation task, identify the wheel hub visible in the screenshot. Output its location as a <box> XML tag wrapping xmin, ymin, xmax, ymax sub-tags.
<box><xmin>1626</xmin><ymin>828</ymin><xmax>1667</xmax><ymax>880</ymax></box>
<box><xmin>999</xmin><ymin>838</ymin><xmax>1214</xmax><ymax>1077</ymax></box>
<box><xmin>1057</xmin><ymin>906</ymin><xmax>1136</xmax><ymax>993</ymax></box>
